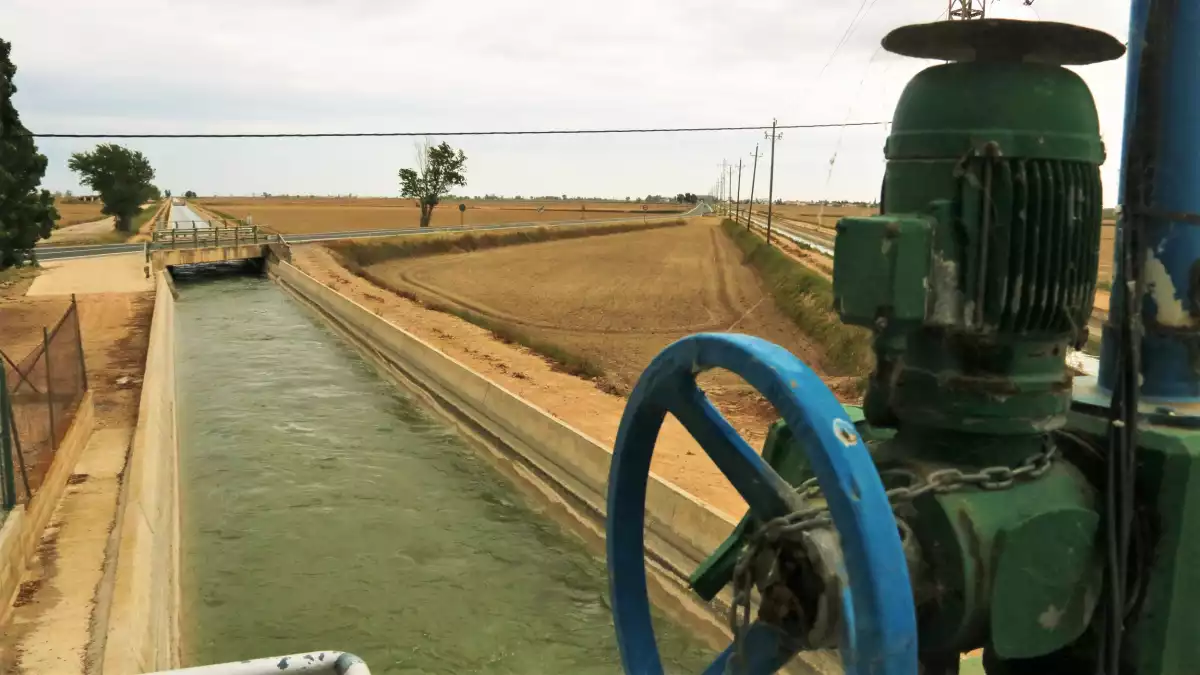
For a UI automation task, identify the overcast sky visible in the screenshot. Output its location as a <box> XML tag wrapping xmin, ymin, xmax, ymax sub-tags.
<box><xmin>5</xmin><ymin>0</ymin><xmax>1131</xmax><ymax>203</ymax></box>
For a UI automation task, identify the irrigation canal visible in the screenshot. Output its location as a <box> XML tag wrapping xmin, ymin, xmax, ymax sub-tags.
<box><xmin>172</xmin><ymin>271</ymin><xmax>712</xmax><ymax>673</ymax></box>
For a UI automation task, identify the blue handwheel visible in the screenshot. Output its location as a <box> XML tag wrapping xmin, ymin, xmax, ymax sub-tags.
<box><xmin>606</xmin><ymin>334</ymin><xmax>917</xmax><ymax>675</ymax></box>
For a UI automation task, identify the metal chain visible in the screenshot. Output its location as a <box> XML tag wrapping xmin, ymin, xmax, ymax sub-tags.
<box><xmin>728</xmin><ymin>438</ymin><xmax>1059</xmax><ymax>660</ymax></box>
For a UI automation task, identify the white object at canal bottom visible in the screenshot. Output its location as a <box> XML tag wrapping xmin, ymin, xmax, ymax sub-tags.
<box><xmin>146</xmin><ymin>651</ymin><xmax>369</xmax><ymax>675</ymax></box>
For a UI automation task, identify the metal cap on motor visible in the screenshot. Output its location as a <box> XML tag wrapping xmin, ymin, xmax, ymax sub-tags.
<box><xmin>882</xmin><ymin>19</ymin><xmax>1126</xmax><ymax>65</ymax></box>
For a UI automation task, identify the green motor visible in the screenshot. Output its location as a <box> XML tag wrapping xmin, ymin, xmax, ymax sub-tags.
<box><xmin>690</xmin><ymin>20</ymin><xmax>1129</xmax><ymax>670</ymax></box>
<box><xmin>828</xmin><ymin>20</ymin><xmax>1125</xmax><ymax>664</ymax></box>
<box><xmin>836</xmin><ymin>57</ymin><xmax>1104</xmax><ymax>437</ymax></box>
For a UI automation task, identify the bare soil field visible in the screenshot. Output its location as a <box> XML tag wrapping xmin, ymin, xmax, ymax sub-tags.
<box><xmin>53</xmin><ymin>200</ymin><xmax>105</xmax><ymax>228</ymax></box>
<box><xmin>199</xmin><ymin>197</ymin><xmax>689</xmax><ymax>235</ymax></box>
<box><xmin>366</xmin><ymin>220</ymin><xmax>853</xmax><ymax>395</ymax></box>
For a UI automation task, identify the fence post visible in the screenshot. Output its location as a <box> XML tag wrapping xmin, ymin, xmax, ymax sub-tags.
<box><xmin>73</xmin><ymin>296</ymin><xmax>88</xmax><ymax>392</ymax></box>
<box><xmin>43</xmin><ymin>327</ymin><xmax>56</xmax><ymax>452</ymax></box>
<box><xmin>193</xmin><ymin>228</ymin><xmax>199</xmax><ymax>248</ymax></box>
<box><xmin>1</xmin><ymin>368</ymin><xmax>14</xmax><ymax>509</ymax></box>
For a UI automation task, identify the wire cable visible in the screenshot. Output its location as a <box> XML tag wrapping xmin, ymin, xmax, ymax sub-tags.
<box><xmin>815</xmin><ymin>0</ymin><xmax>875</xmax><ymax>82</ymax></box>
<box><xmin>22</xmin><ymin>120</ymin><xmax>888</xmax><ymax>139</ymax></box>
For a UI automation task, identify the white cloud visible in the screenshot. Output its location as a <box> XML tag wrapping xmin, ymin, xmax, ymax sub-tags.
<box><xmin>4</xmin><ymin>0</ymin><xmax>1131</xmax><ymax>203</ymax></box>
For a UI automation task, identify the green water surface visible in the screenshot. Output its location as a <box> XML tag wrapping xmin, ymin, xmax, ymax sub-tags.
<box><xmin>175</xmin><ymin>275</ymin><xmax>712</xmax><ymax>674</ymax></box>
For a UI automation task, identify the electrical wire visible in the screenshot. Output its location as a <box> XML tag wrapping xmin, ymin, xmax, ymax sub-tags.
<box><xmin>21</xmin><ymin>120</ymin><xmax>888</xmax><ymax>140</ymax></box>
<box><xmin>815</xmin><ymin>0</ymin><xmax>875</xmax><ymax>82</ymax></box>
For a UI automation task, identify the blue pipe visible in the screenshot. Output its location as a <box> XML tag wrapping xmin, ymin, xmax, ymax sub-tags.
<box><xmin>1098</xmin><ymin>0</ymin><xmax>1200</xmax><ymax>402</ymax></box>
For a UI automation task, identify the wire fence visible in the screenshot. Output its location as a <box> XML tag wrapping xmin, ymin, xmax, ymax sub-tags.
<box><xmin>0</xmin><ymin>296</ymin><xmax>89</xmax><ymax>510</ymax></box>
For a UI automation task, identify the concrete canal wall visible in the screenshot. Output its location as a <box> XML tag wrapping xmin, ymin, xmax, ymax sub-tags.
<box><xmin>269</xmin><ymin>257</ymin><xmax>743</xmax><ymax>639</ymax></box>
<box><xmin>99</xmin><ymin>271</ymin><xmax>181</xmax><ymax>673</ymax></box>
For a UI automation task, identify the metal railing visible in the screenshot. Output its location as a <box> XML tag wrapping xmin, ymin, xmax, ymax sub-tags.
<box><xmin>151</xmin><ymin>224</ymin><xmax>281</xmax><ymax>250</ymax></box>
<box><xmin>0</xmin><ymin>296</ymin><xmax>89</xmax><ymax>510</ymax></box>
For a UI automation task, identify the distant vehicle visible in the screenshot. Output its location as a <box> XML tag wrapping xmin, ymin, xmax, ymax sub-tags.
<box><xmin>172</xmin><ymin>198</ymin><xmax>185</xmax><ymax>206</ymax></box>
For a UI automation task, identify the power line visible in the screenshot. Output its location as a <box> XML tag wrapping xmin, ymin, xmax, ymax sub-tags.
<box><xmin>816</xmin><ymin>0</ymin><xmax>875</xmax><ymax>82</ymax></box>
<box><xmin>23</xmin><ymin>120</ymin><xmax>888</xmax><ymax>139</ymax></box>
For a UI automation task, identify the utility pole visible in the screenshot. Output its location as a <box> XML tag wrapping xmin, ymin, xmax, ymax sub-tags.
<box><xmin>765</xmin><ymin>119</ymin><xmax>783</xmax><ymax>245</ymax></box>
<box><xmin>735</xmin><ymin>159</ymin><xmax>744</xmax><ymax>224</ymax></box>
<box><xmin>727</xmin><ymin>164</ymin><xmax>734</xmax><ymax>218</ymax></box>
<box><xmin>746</xmin><ymin>145</ymin><xmax>762</xmax><ymax>231</ymax></box>
<box><xmin>717</xmin><ymin>161</ymin><xmax>728</xmax><ymax>215</ymax></box>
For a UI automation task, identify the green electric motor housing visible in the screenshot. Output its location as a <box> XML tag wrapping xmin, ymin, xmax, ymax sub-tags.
<box><xmin>834</xmin><ymin>57</ymin><xmax>1106</xmax><ymax>436</ymax></box>
<box><xmin>693</xmin><ymin>21</ymin><xmax>1128</xmax><ymax>669</ymax></box>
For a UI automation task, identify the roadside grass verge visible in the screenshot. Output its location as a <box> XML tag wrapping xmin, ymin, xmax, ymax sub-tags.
<box><xmin>328</xmin><ymin>218</ymin><xmax>688</xmax><ymax>386</ymax></box>
<box><xmin>131</xmin><ymin>201</ymin><xmax>163</xmax><ymax>231</ymax></box>
<box><xmin>720</xmin><ymin>219</ymin><xmax>873</xmax><ymax>378</ymax></box>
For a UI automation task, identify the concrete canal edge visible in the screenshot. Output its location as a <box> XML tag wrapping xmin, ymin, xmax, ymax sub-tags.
<box><xmin>97</xmin><ymin>270</ymin><xmax>182</xmax><ymax>673</ymax></box>
<box><xmin>268</xmin><ymin>256</ymin><xmax>771</xmax><ymax>654</ymax></box>
<box><xmin>0</xmin><ymin>393</ymin><xmax>95</xmax><ymax>629</ymax></box>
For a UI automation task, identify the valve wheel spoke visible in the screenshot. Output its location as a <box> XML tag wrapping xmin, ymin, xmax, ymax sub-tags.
<box><xmin>606</xmin><ymin>333</ymin><xmax>917</xmax><ymax>675</ymax></box>
<box><xmin>664</xmin><ymin>381</ymin><xmax>797</xmax><ymax>521</ymax></box>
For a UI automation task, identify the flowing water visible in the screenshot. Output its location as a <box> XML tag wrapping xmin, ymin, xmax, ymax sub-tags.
<box><xmin>175</xmin><ymin>273</ymin><xmax>712</xmax><ymax>674</ymax></box>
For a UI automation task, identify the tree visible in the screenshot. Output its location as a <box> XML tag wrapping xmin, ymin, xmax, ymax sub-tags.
<box><xmin>184</xmin><ymin>190</ymin><xmax>197</xmax><ymax>199</ymax></box>
<box><xmin>0</xmin><ymin>39</ymin><xmax>57</xmax><ymax>269</ymax></box>
<box><xmin>164</xmin><ymin>189</ymin><xmax>172</xmax><ymax>198</ymax></box>
<box><xmin>68</xmin><ymin>144</ymin><xmax>157</xmax><ymax>231</ymax></box>
<box><xmin>398</xmin><ymin>139</ymin><xmax>467</xmax><ymax>228</ymax></box>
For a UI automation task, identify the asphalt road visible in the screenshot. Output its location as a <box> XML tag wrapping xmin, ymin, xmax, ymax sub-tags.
<box><xmin>169</xmin><ymin>203</ymin><xmax>210</xmax><ymax>230</ymax></box>
<box><xmin>35</xmin><ymin>202</ymin><xmax>710</xmax><ymax>261</ymax></box>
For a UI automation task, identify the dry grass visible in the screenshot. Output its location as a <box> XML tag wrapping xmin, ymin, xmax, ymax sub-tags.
<box><xmin>198</xmin><ymin>197</ymin><xmax>689</xmax><ymax>235</ymax></box>
<box><xmin>340</xmin><ymin>218</ymin><xmax>864</xmax><ymax>401</ymax></box>
<box><xmin>54</xmin><ymin>200</ymin><xmax>106</xmax><ymax>227</ymax></box>
<box><xmin>721</xmin><ymin>220</ymin><xmax>872</xmax><ymax>378</ymax></box>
